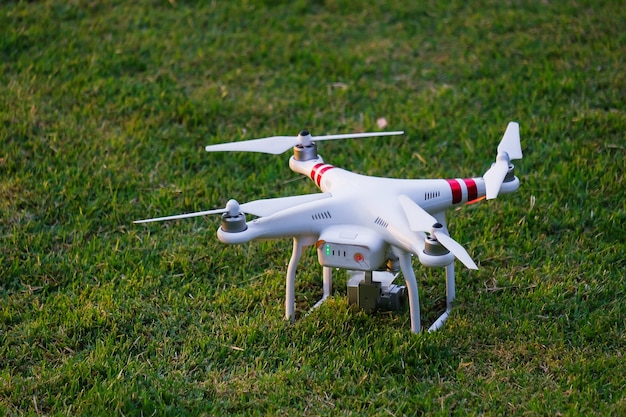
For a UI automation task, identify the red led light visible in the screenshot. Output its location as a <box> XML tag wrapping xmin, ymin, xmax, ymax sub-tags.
<box><xmin>354</xmin><ymin>253</ymin><xmax>364</xmax><ymax>263</ymax></box>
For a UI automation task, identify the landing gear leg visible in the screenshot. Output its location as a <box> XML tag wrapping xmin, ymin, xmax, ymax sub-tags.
<box><xmin>285</xmin><ymin>235</ymin><xmax>317</xmax><ymax>321</ymax></box>
<box><xmin>285</xmin><ymin>238</ymin><xmax>303</xmax><ymax>321</ymax></box>
<box><xmin>395</xmin><ymin>248</ymin><xmax>421</xmax><ymax>333</ymax></box>
<box><xmin>428</xmin><ymin>262</ymin><xmax>456</xmax><ymax>332</ymax></box>
<box><xmin>312</xmin><ymin>266</ymin><xmax>333</xmax><ymax>309</ymax></box>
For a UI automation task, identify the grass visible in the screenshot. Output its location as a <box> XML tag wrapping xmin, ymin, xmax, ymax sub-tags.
<box><xmin>1</xmin><ymin>0</ymin><xmax>625</xmax><ymax>415</ymax></box>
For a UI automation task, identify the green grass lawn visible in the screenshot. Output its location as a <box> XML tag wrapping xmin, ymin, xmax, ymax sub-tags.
<box><xmin>1</xmin><ymin>0</ymin><xmax>625</xmax><ymax>415</ymax></box>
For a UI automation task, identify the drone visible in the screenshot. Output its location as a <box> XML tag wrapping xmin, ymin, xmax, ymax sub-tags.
<box><xmin>135</xmin><ymin>122</ymin><xmax>522</xmax><ymax>333</ymax></box>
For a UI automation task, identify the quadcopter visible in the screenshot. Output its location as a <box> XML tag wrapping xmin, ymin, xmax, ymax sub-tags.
<box><xmin>135</xmin><ymin>122</ymin><xmax>522</xmax><ymax>333</ymax></box>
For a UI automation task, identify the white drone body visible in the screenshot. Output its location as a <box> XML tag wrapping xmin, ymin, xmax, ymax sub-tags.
<box><xmin>136</xmin><ymin>123</ymin><xmax>523</xmax><ymax>333</ymax></box>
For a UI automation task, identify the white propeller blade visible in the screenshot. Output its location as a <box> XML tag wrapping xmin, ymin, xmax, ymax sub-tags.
<box><xmin>134</xmin><ymin>193</ymin><xmax>331</xmax><ymax>224</ymax></box>
<box><xmin>205</xmin><ymin>131</ymin><xmax>404</xmax><ymax>155</ymax></box>
<box><xmin>433</xmin><ymin>233</ymin><xmax>478</xmax><ymax>270</ymax></box>
<box><xmin>238</xmin><ymin>192</ymin><xmax>331</xmax><ymax>216</ymax></box>
<box><xmin>133</xmin><ymin>207</ymin><xmax>228</xmax><ymax>223</ymax></box>
<box><xmin>309</xmin><ymin>131</ymin><xmax>404</xmax><ymax>142</ymax></box>
<box><xmin>483</xmin><ymin>159</ymin><xmax>510</xmax><ymax>200</ymax></box>
<box><xmin>205</xmin><ymin>136</ymin><xmax>297</xmax><ymax>155</ymax></box>
<box><xmin>398</xmin><ymin>195</ymin><xmax>478</xmax><ymax>270</ymax></box>
<box><xmin>498</xmin><ymin>122</ymin><xmax>522</xmax><ymax>159</ymax></box>
<box><xmin>483</xmin><ymin>121</ymin><xmax>523</xmax><ymax>199</ymax></box>
<box><xmin>398</xmin><ymin>194</ymin><xmax>437</xmax><ymax>230</ymax></box>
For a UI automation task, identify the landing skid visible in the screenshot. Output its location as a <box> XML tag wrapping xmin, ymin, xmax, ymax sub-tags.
<box><xmin>285</xmin><ymin>237</ymin><xmax>457</xmax><ymax>333</ymax></box>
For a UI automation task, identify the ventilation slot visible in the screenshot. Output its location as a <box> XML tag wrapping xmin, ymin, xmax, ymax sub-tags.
<box><xmin>312</xmin><ymin>211</ymin><xmax>332</xmax><ymax>220</ymax></box>
<box><xmin>424</xmin><ymin>191</ymin><xmax>441</xmax><ymax>201</ymax></box>
<box><xmin>374</xmin><ymin>217</ymin><xmax>389</xmax><ymax>228</ymax></box>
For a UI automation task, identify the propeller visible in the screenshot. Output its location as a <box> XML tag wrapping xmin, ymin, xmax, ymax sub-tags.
<box><xmin>398</xmin><ymin>195</ymin><xmax>478</xmax><ymax>270</ymax></box>
<box><xmin>205</xmin><ymin>130</ymin><xmax>404</xmax><ymax>155</ymax></box>
<box><xmin>483</xmin><ymin>122</ymin><xmax>523</xmax><ymax>199</ymax></box>
<box><xmin>134</xmin><ymin>199</ymin><xmax>245</xmax><ymax>224</ymax></box>
<box><xmin>134</xmin><ymin>192</ymin><xmax>331</xmax><ymax>224</ymax></box>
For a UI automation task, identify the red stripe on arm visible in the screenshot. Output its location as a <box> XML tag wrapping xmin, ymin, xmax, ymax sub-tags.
<box><xmin>447</xmin><ymin>179</ymin><xmax>462</xmax><ymax>204</ymax></box>
<box><xmin>463</xmin><ymin>178</ymin><xmax>477</xmax><ymax>202</ymax></box>
<box><xmin>310</xmin><ymin>163</ymin><xmax>324</xmax><ymax>182</ymax></box>
<box><xmin>316</xmin><ymin>165</ymin><xmax>334</xmax><ymax>186</ymax></box>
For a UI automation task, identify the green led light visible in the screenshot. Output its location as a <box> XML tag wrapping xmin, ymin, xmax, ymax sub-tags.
<box><xmin>326</xmin><ymin>244</ymin><xmax>330</xmax><ymax>255</ymax></box>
